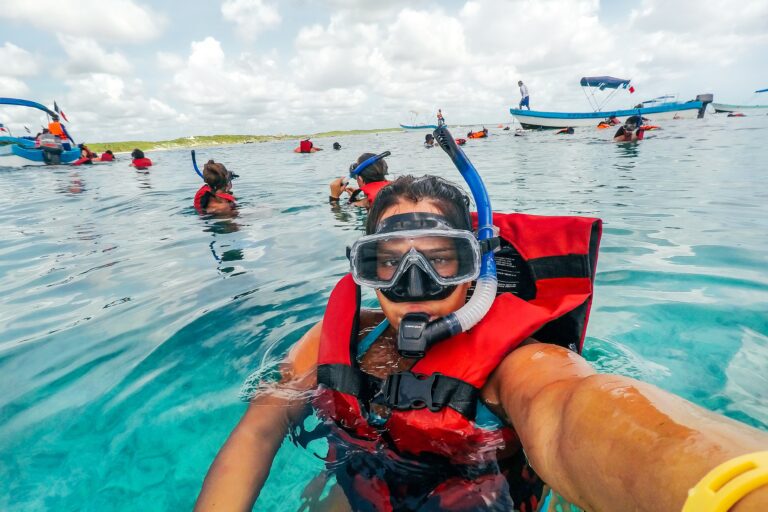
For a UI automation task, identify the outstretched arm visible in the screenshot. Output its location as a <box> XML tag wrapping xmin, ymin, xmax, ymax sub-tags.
<box><xmin>195</xmin><ymin>321</ymin><xmax>322</xmax><ymax>511</ymax></box>
<box><xmin>485</xmin><ymin>343</ymin><xmax>768</xmax><ymax>512</ymax></box>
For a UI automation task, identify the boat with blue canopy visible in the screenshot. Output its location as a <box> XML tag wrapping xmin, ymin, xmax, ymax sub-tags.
<box><xmin>0</xmin><ymin>97</ymin><xmax>80</xmax><ymax>166</ymax></box>
<box><xmin>510</xmin><ymin>76</ymin><xmax>712</xmax><ymax>129</ymax></box>
<box><xmin>711</xmin><ymin>88</ymin><xmax>768</xmax><ymax>114</ymax></box>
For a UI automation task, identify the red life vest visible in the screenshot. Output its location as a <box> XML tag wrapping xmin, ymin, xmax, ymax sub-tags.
<box><xmin>358</xmin><ymin>180</ymin><xmax>390</xmax><ymax>205</ymax></box>
<box><xmin>132</xmin><ymin>157</ymin><xmax>153</xmax><ymax>168</ymax></box>
<box><xmin>194</xmin><ymin>184</ymin><xmax>236</xmax><ymax>213</ymax></box>
<box><xmin>315</xmin><ymin>212</ymin><xmax>601</xmax><ymax>461</ymax></box>
<box><xmin>299</xmin><ymin>140</ymin><xmax>313</xmax><ymax>153</ymax></box>
<box><xmin>71</xmin><ymin>157</ymin><xmax>92</xmax><ymax>166</ymax></box>
<box><xmin>100</xmin><ymin>153</ymin><xmax>114</xmax><ymax>162</ymax></box>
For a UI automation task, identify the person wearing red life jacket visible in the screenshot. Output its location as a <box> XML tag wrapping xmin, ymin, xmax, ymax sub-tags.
<box><xmin>613</xmin><ymin>115</ymin><xmax>647</xmax><ymax>142</ymax></box>
<box><xmin>196</xmin><ymin>173</ymin><xmax>768</xmax><ymax>512</ymax></box>
<box><xmin>294</xmin><ymin>138</ymin><xmax>322</xmax><ymax>153</ymax></box>
<box><xmin>98</xmin><ymin>150</ymin><xmax>115</xmax><ymax>162</ymax></box>
<box><xmin>130</xmin><ymin>148</ymin><xmax>153</xmax><ymax>169</ymax></box>
<box><xmin>193</xmin><ymin>160</ymin><xmax>237</xmax><ymax>215</ymax></box>
<box><xmin>329</xmin><ymin>151</ymin><xmax>392</xmax><ymax>210</ymax></box>
<box><xmin>71</xmin><ymin>144</ymin><xmax>96</xmax><ymax>166</ymax></box>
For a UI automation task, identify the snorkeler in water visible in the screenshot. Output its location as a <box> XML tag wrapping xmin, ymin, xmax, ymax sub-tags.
<box><xmin>130</xmin><ymin>148</ymin><xmax>153</xmax><ymax>169</ymax></box>
<box><xmin>613</xmin><ymin>115</ymin><xmax>646</xmax><ymax>142</ymax></box>
<box><xmin>196</xmin><ymin>128</ymin><xmax>768</xmax><ymax>512</ymax></box>
<box><xmin>193</xmin><ymin>159</ymin><xmax>237</xmax><ymax>215</ymax></box>
<box><xmin>294</xmin><ymin>139</ymin><xmax>322</xmax><ymax>153</ymax></box>
<box><xmin>329</xmin><ymin>152</ymin><xmax>391</xmax><ymax>209</ymax></box>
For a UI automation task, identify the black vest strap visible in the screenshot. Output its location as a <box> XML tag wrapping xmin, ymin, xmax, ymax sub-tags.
<box><xmin>318</xmin><ymin>363</ymin><xmax>479</xmax><ymax>421</ymax></box>
<box><xmin>528</xmin><ymin>254</ymin><xmax>591</xmax><ymax>280</ymax></box>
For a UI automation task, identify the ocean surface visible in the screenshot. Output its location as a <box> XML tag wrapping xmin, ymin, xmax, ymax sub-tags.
<box><xmin>1</xmin><ymin>115</ymin><xmax>767</xmax><ymax>511</ymax></box>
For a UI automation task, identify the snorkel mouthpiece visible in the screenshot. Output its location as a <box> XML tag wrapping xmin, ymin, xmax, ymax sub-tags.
<box><xmin>396</xmin><ymin>126</ymin><xmax>498</xmax><ymax>357</ymax></box>
<box><xmin>398</xmin><ymin>313</ymin><xmax>459</xmax><ymax>359</ymax></box>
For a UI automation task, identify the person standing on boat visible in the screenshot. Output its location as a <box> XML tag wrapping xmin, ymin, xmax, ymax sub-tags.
<box><xmin>437</xmin><ymin>109</ymin><xmax>445</xmax><ymax>126</ymax></box>
<box><xmin>518</xmin><ymin>80</ymin><xmax>530</xmax><ymax>110</ymax></box>
<box><xmin>47</xmin><ymin>115</ymin><xmax>72</xmax><ymax>150</ymax></box>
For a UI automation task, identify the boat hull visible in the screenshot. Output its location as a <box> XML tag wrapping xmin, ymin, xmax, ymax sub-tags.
<box><xmin>400</xmin><ymin>124</ymin><xmax>438</xmax><ymax>130</ymax></box>
<box><xmin>711</xmin><ymin>103</ymin><xmax>768</xmax><ymax>113</ymax></box>
<box><xmin>0</xmin><ymin>143</ymin><xmax>80</xmax><ymax>167</ymax></box>
<box><xmin>510</xmin><ymin>102</ymin><xmax>703</xmax><ymax>129</ymax></box>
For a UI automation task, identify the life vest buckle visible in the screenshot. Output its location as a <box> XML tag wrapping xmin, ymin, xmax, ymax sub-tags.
<box><xmin>382</xmin><ymin>372</ymin><xmax>441</xmax><ymax>412</ymax></box>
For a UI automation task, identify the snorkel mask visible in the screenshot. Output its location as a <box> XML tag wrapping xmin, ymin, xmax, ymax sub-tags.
<box><xmin>349</xmin><ymin>212</ymin><xmax>481</xmax><ymax>303</ymax></box>
<box><xmin>349</xmin><ymin>128</ymin><xmax>499</xmax><ymax>358</ymax></box>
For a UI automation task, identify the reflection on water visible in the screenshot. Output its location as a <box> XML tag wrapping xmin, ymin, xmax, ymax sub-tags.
<box><xmin>0</xmin><ymin>115</ymin><xmax>767</xmax><ymax>510</ymax></box>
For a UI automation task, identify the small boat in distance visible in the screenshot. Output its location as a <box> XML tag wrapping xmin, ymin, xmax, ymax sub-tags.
<box><xmin>510</xmin><ymin>76</ymin><xmax>712</xmax><ymax>129</ymax></box>
<box><xmin>0</xmin><ymin>97</ymin><xmax>80</xmax><ymax>166</ymax></box>
<box><xmin>400</xmin><ymin>110</ymin><xmax>438</xmax><ymax>130</ymax></box>
<box><xmin>711</xmin><ymin>88</ymin><xmax>768</xmax><ymax>114</ymax></box>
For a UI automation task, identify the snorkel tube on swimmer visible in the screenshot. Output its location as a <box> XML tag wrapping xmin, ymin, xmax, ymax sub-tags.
<box><xmin>396</xmin><ymin>127</ymin><xmax>498</xmax><ymax>358</ymax></box>
<box><xmin>191</xmin><ymin>150</ymin><xmax>203</xmax><ymax>178</ymax></box>
<box><xmin>348</xmin><ymin>151</ymin><xmax>391</xmax><ymax>178</ymax></box>
<box><xmin>191</xmin><ymin>150</ymin><xmax>239</xmax><ymax>181</ymax></box>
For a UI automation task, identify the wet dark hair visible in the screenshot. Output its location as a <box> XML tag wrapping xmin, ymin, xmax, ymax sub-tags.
<box><xmin>203</xmin><ymin>160</ymin><xmax>230</xmax><ymax>191</ymax></box>
<box><xmin>354</xmin><ymin>152</ymin><xmax>388</xmax><ymax>184</ymax></box>
<box><xmin>333</xmin><ymin>142</ymin><xmax>341</xmax><ymax>150</ymax></box>
<box><xmin>131</xmin><ymin>149</ymin><xmax>145</xmax><ymax>159</ymax></box>
<box><xmin>425</xmin><ymin>134</ymin><xmax>434</xmax><ymax>142</ymax></box>
<box><xmin>366</xmin><ymin>175</ymin><xmax>472</xmax><ymax>235</ymax></box>
<box><xmin>105</xmin><ymin>150</ymin><xmax>114</xmax><ymax>155</ymax></box>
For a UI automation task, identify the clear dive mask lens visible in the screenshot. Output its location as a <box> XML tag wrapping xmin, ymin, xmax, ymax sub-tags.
<box><xmin>349</xmin><ymin>229</ymin><xmax>481</xmax><ymax>289</ymax></box>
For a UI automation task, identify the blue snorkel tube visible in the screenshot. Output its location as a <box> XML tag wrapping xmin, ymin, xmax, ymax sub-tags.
<box><xmin>349</xmin><ymin>151</ymin><xmax>391</xmax><ymax>178</ymax></box>
<box><xmin>191</xmin><ymin>150</ymin><xmax>203</xmax><ymax>179</ymax></box>
<box><xmin>192</xmin><ymin>150</ymin><xmax>239</xmax><ymax>181</ymax></box>
<box><xmin>396</xmin><ymin>127</ymin><xmax>498</xmax><ymax>357</ymax></box>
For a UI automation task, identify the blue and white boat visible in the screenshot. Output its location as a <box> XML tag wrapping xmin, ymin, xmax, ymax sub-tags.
<box><xmin>711</xmin><ymin>88</ymin><xmax>768</xmax><ymax>114</ymax></box>
<box><xmin>400</xmin><ymin>110</ymin><xmax>439</xmax><ymax>130</ymax></box>
<box><xmin>510</xmin><ymin>77</ymin><xmax>712</xmax><ymax>129</ymax></box>
<box><xmin>0</xmin><ymin>97</ymin><xmax>80</xmax><ymax>166</ymax></box>
<box><xmin>399</xmin><ymin>123</ymin><xmax>438</xmax><ymax>130</ymax></box>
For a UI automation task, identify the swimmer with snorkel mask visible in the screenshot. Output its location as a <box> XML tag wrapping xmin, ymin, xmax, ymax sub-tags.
<box><xmin>329</xmin><ymin>151</ymin><xmax>392</xmax><ymax>209</ymax></box>
<box><xmin>196</xmin><ymin>128</ymin><xmax>768</xmax><ymax>512</ymax></box>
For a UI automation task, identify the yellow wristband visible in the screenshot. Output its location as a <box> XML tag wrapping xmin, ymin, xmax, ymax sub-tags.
<box><xmin>682</xmin><ymin>451</ymin><xmax>768</xmax><ymax>512</ymax></box>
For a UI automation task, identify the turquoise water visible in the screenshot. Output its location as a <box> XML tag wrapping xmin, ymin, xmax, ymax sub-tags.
<box><xmin>1</xmin><ymin>117</ymin><xmax>767</xmax><ymax>510</ymax></box>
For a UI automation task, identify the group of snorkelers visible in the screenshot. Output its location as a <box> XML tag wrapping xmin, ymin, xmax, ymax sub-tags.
<box><xmin>193</xmin><ymin>125</ymin><xmax>768</xmax><ymax>512</ymax></box>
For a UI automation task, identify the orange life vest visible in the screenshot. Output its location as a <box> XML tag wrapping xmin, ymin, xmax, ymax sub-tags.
<box><xmin>48</xmin><ymin>121</ymin><xmax>66</xmax><ymax>138</ymax></box>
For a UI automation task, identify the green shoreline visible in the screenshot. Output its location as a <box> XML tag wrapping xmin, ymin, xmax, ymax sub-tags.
<box><xmin>88</xmin><ymin>128</ymin><xmax>401</xmax><ymax>153</ymax></box>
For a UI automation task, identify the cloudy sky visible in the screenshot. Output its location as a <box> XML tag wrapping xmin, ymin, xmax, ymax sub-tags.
<box><xmin>1</xmin><ymin>0</ymin><xmax>766</xmax><ymax>141</ymax></box>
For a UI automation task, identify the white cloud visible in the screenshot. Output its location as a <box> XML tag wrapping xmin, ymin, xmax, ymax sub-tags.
<box><xmin>58</xmin><ymin>36</ymin><xmax>132</xmax><ymax>75</ymax></box>
<box><xmin>221</xmin><ymin>0</ymin><xmax>281</xmax><ymax>39</ymax></box>
<box><xmin>0</xmin><ymin>0</ymin><xmax>165</xmax><ymax>43</ymax></box>
<box><xmin>57</xmin><ymin>72</ymin><xmax>182</xmax><ymax>141</ymax></box>
<box><xmin>629</xmin><ymin>0</ymin><xmax>768</xmax><ymax>35</ymax></box>
<box><xmin>0</xmin><ymin>42</ymin><xmax>40</xmax><ymax>76</ymax></box>
<box><xmin>0</xmin><ymin>76</ymin><xmax>29</xmax><ymax>96</ymax></box>
<box><xmin>156</xmin><ymin>51</ymin><xmax>184</xmax><ymax>71</ymax></box>
<box><xmin>4</xmin><ymin>0</ymin><xmax>765</xmax><ymax>139</ymax></box>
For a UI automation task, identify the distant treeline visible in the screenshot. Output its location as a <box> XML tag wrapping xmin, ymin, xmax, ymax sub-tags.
<box><xmin>88</xmin><ymin>128</ymin><xmax>401</xmax><ymax>153</ymax></box>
